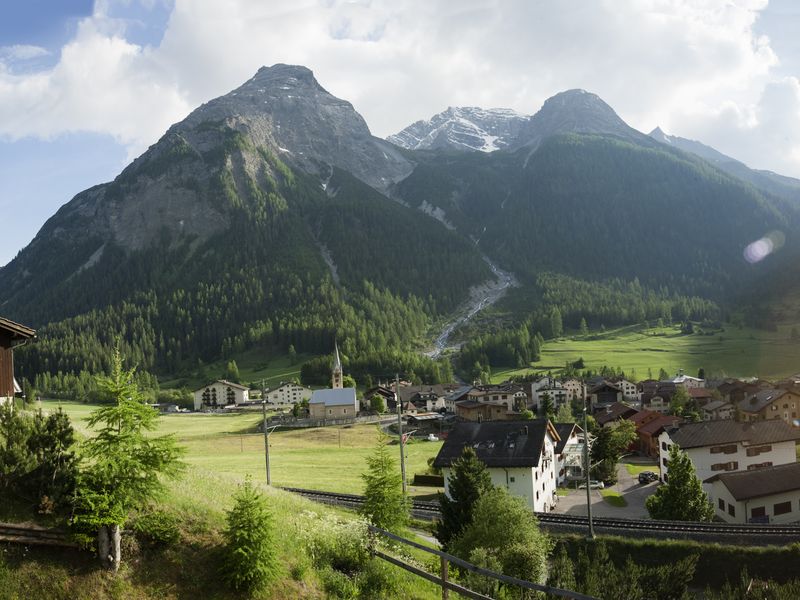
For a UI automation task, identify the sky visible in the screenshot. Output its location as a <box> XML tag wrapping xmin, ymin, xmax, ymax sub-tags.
<box><xmin>1</xmin><ymin>0</ymin><xmax>799</xmax><ymax>267</ymax></box>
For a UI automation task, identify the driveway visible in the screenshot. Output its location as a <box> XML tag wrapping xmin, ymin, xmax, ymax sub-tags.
<box><xmin>553</xmin><ymin>463</ymin><xmax>658</xmax><ymax>519</ymax></box>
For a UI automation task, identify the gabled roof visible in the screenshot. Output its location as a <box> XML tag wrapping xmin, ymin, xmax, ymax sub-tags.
<box><xmin>310</xmin><ymin>387</ymin><xmax>356</xmax><ymax>406</ymax></box>
<box><xmin>553</xmin><ymin>422</ymin><xmax>582</xmax><ymax>454</ymax></box>
<box><xmin>595</xmin><ymin>402</ymin><xmax>637</xmax><ymax>425</ymax></box>
<box><xmin>666</xmin><ymin>419</ymin><xmax>800</xmax><ymax>449</ymax></box>
<box><xmin>433</xmin><ymin>420</ymin><xmax>560</xmax><ymax>468</ymax></box>
<box><xmin>589</xmin><ymin>380</ymin><xmax>622</xmax><ymax>394</ymax></box>
<box><xmin>688</xmin><ymin>387</ymin><xmax>714</xmax><ymax>399</ymax></box>
<box><xmin>628</xmin><ymin>409</ymin><xmax>659</xmax><ymax>426</ymax></box>
<box><xmin>194</xmin><ymin>379</ymin><xmax>249</xmax><ymax>392</ymax></box>
<box><xmin>0</xmin><ymin>317</ymin><xmax>36</xmax><ymax>342</ymax></box>
<box><xmin>638</xmin><ymin>415</ymin><xmax>682</xmax><ymax>436</ymax></box>
<box><xmin>706</xmin><ymin>462</ymin><xmax>800</xmax><ymax>501</ymax></box>
<box><xmin>701</xmin><ymin>399</ymin><xmax>732</xmax><ymax>412</ymax></box>
<box><xmin>739</xmin><ymin>389</ymin><xmax>792</xmax><ymax>414</ymax></box>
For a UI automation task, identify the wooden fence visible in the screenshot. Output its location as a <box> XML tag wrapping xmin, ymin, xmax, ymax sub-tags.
<box><xmin>368</xmin><ymin>525</ymin><xmax>597</xmax><ymax>600</ymax></box>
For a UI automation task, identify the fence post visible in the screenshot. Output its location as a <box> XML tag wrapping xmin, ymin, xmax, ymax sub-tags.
<box><xmin>441</xmin><ymin>555</ymin><xmax>449</xmax><ymax>600</ymax></box>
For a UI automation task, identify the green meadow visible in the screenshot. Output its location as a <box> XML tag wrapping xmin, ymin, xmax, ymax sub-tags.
<box><xmin>492</xmin><ymin>323</ymin><xmax>800</xmax><ymax>382</ymax></box>
<box><xmin>41</xmin><ymin>400</ymin><xmax>442</xmax><ymax>497</ymax></box>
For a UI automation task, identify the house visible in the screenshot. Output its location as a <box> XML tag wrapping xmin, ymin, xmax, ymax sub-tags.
<box><xmin>532</xmin><ymin>386</ymin><xmax>570</xmax><ymax>411</ymax></box>
<box><xmin>561</xmin><ymin>378</ymin><xmax>586</xmax><ymax>402</ymax></box>
<box><xmin>554</xmin><ymin>422</ymin><xmax>585</xmax><ymax>484</ymax></box>
<box><xmin>701</xmin><ymin>399</ymin><xmax>734</xmax><ymax>421</ymax></box>
<box><xmin>707</xmin><ymin>462</ymin><xmax>800</xmax><ymax>524</ymax></box>
<box><xmin>193</xmin><ymin>380</ymin><xmax>250</xmax><ymax>410</ymax></box>
<box><xmin>688</xmin><ymin>387</ymin><xmax>715</xmax><ymax>405</ymax></box>
<box><xmin>610</xmin><ymin>378</ymin><xmax>640</xmax><ymax>402</ymax></box>
<box><xmin>443</xmin><ymin>385</ymin><xmax>473</xmax><ymax>413</ymax></box>
<box><xmin>397</xmin><ymin>384</ymin><xmax>464</xmax><ymax>413</ymax></box>
<box><xmin>737</xmin><ymin>389</ymin><xmax>800</xmax><ymax>426</ymax></box>
<box><xmin>595</xmin><ymin>401</ymin><xmax>638</xmax><ymax>427</ymax></box>
<box><xmin>309</xmin><ymin>388</ymin><xmax>358</xmax><ymax>420</ymax></box>
<box><xmin>0</xmin><ymin>317</ymin><xmax>36</xmax><ymax>405</ymax></box>
<box><xmin>658</xmin><ymin>420</ymin><xmax>800</xmax><ymax>490</ymax></box>
<box><xmin>588</xmin><ymin>381</ymin><xmax>622</xmax><ymax>410</ymax></box>
<box><xmin>671</xmin><ymin>371</ymin><xmax>705</xmax><ymax>389</ymax></box>
<box><xmin>636</xmin><ymin>414</ymin><xmax>682</xmax><ymax>458</ymax></box>
<box><xmin>470</xmin><ymin>383</ymin><xmax>528</xmax><ymax>411</ymax></box>
<box><xmin>264</xmin><ymin>381</ymin><xmax>312</xmax><ymax>405</ymax></box>
<box><xmin>455</xmin><ymin>399</ymin><xmax>509</xmax><ymax>422</ymax></box>
<box><xmin>433</xmin><ymin>420</ymin><xmax>561</xmax><ymax>512</ymax></box>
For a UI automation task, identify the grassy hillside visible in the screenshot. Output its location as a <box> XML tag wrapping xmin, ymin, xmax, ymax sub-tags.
<box><xmin>0</xmin><ymin>466</ymin><xmax>442</xmax><ymax>599</ymax></box>
<box><xmin>491</xmin><ymin>323</ymin><xmax>800</xmax><ymax>381</ymax></box>
<box><xmin>40</xmin><ymin>400</ymin><xmax>443</xmax><ymax>497</ymax></box>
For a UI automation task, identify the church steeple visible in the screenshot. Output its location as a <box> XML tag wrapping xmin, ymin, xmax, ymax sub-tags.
<box><xmin>332</xmin><ymin>341</ymin><xmax>343</xmax><ymax>389</ymax></box>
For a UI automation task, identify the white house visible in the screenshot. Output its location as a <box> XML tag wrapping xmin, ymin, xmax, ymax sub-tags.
<box><xmin>701</xmin><ymin>400</ymin><xmax>734</xmax><ymax>421</ymax></box>
<box><xmin>672</xmin><ymin>372</ymin><xmax>705</xmax><ymax>389</ymax></box>
<box><xmin>531</xmin><ymin>378</ymin><xmax>568</xmax><ymax>409</ymax></box>
<box><xmin>561</xmin><ymin>378</ymin><xmax>586</xmax><ymax>402</ymax></box>
<box><xmin>264</xmin><ymin>382</ymin><xmax>312</xmax><ymax>405</ymax></box>
<box><xmin>612</xmin><ymin>378</ymin><xmax>640</xmax><ymax>402</ymax></box>
<box><xmin>707</xmin><ymin>462</ymin><xmax>800</xmax><ymax>524</ymax></box>
<box><xmin>309</xmin><ymin>388</ymin><xmax>358</xmax><ymax>420</ymax></box>
<box><xmin>193</xmin><ymin>380</ymin><xmax>250</xmax><ymax>410</ymax></box>
<box><xmin>433</xmin><ymin>420</ymin><xmax>560</xmax><ymax>512</ymax></box>
<box><xmin>658</xmin><ymin>420</ymin><xmax>800</xmax><ymax>491</ymax></box>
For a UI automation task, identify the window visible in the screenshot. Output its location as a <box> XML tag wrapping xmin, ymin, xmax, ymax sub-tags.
<box><xmin>662</xmin><ymin>441</ymin><xmax>667</xmax><ymax>451</ymax></box>
<box><xmin>746</xmin><ymin>445</ymin><xmax>772</xmax><ymax>457</ymax></box>
<box><xmin>718</xmin><ymin>498</ymin><xmax>725</xmax><ymax>510</ymax></box>
<box><xmin>751</xmin><ymin>506</ymin><xmax>766</xmax><ymax>518</ymax></box>
<box><xmin>771</xmin><ymin>405</ymin><xmax>778</xmax><ymax>411</ymax></box>
<box><xmin>747</xmin><ymin>462</ymin><xmax>773</xmax><ymax>470</ymax></box>
<box><xmin>509</xmin><ymin>476</ymin><xmax>515</xmax><ymax>483</ymax></box>
<box><xmin>662</xmin><ymin>457</ymin><xmax>669</xmax><ymax>467</ymax></box>
<box><xmin>775</xmin><ymin>501</ymin><xmax>792</xmax><ymax>516</ymax></box>
<box><xmin>728</xmin><ymin>503</ymin><xmax>736</xmax><ymax>517</ymax></box>
<box><xmin>710</xmin><ymin>445</ymin><xmax>737</xmax><ymax>454</ymax></box>
<box><xmin>711</xmin><ymin>462</ymin><xmax>738</xmax><ymax>471</ymax></box>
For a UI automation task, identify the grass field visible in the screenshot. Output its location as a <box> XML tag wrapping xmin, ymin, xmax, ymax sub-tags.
<box><xmin>491</xmin><ymin>323</ymin><xmax>800</xmax><ymax>382</ymax></box>
<box><xmin>159</xmin><ymin>348</ymin><xmax>316</xmax><ymax>390</ymax></box>
<box><xmin>41</xmin><ymin>400</ymin><xmax>443</xmax><ymax>497</ymax></box>
<box><xmin>600</xmin><ymin>489</ymin><xmax>627</xmax><ymax>507</ymax></box>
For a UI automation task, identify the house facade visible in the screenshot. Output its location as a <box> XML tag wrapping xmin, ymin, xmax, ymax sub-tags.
<box><xmin>434</xmin><ymin>420</ymin><xmax>560</xmax><ymax>512</ymax></box>
<box><xmin>554</xmin><ymin>422</ymin><xmax>585</xmax><ymax>485</ymax></box>
<box><xmin>264</xmin><ymin>382</ymin><xmax>312</xmax><ymax>405</ymax></box>
<box><xmin>193</xmin><ymin>380</ymin><xmax>250</xmax><ymax>410</ymax></box>
<box><xmin>737</xmin><ymin>389</ymin><xmax>800</xmax><ymax>426</ymax></box>
<box><xmin>707</xmin><ymin>462</ymin><xmax>800</xmax><ymax>524</ymax></box>
<box><xmin>702</xmin><ymin>400</ymin><xmax>734</xmax><ymax>421</ymax></box>
<box><xmin>0</xmin><ymin>317</ymin><xmax>35</xmax><ymax>405</ymax></box>
<box><xmin>561</xmin><ymin>378</ymin><xmax>585</xmax><ymax>402</ymax></box>
<box><xmin>658</xmin><ymin>420</ymin><xmax>800</xmax><ymax>490</ymax></box>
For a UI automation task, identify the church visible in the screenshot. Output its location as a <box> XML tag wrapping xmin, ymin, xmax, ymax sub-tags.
<box><xmin>309</xmin><ymin>343</ymin><xmax>358</xmax><ymax>421</ymax></box>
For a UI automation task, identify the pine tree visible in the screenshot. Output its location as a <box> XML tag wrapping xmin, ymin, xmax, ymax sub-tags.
<box><xmin>436</xmin><ymin>446</ymin><xmax>494</xmax><ymax>550</ymax></box>
<box><xmin>361</xmin><ymin>430</ymin><xmax>409</xmax><ymax>533</ymax></box>
<box><xmin>226</xmin><ymin>360</ymin><xmax>240</xmax><ymax>383</ymax></box>
<box><xmin>547</xmin><ymin>542</ymin><xmax>576</xmax><ymax>593</ymax></box>
<box><xmin>550</xmin><ymin>308</ymin><xmax>564</xmax><ymax>339</ymax></box>
<box><xmin>646</xmin><ymin>444</ymin><xmax>713</xmax><ymax>521</ymax></box>
<box><xmin>221</xmin><ymin>476</ymin><xmax>279</xmax><ymax>592</ymax></box>
<box><xmin>579</xmin><ymin>317</ymin><xmax>589</xmax><ymax>337</ymax></box>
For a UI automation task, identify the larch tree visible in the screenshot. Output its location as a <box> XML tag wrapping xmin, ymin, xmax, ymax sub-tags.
<box><xmin>360</xmin><ymin>430</ymin><xmax>409</xmax><ymax>533</ymax></box>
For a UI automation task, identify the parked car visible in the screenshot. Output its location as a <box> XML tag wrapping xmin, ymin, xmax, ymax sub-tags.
<box><xmin>638</xmin><ymin>471</ymin><xmax>658</xmax><ymax>484</ymax></box>
<box><xmin>426</xmin><ymin>434</ymin><xmax>439</xmax><ymax>442</ymax></box>
<box><xmin>578</xmin><ymin>480</ymin><xmax>605</xmax><ymax>489</ymax></box>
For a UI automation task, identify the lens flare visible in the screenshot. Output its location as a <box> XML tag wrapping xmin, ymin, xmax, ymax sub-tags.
<box><xmin>744</xmin><ymin>230</ymin><xmax>785</xmax><ymax>264</ymax></box>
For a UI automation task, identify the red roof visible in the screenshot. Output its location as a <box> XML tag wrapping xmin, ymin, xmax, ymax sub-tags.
<box><xmin>638</xmin><ymin>415</ymin><xmax>682</xmax><ymax>436</ymax></box>
<box><xmin>688</xmin><ymin>388</ymin><xmax>713</xmax><ymax>399</ymax></box>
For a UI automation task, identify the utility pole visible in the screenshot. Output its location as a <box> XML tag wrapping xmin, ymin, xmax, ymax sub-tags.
<box><xmin>396</xmin><ymin>373</ymin><xmax>407</xmax><ymax>495</ymax></box>
<box><xmin>582</xmin><ymin>400</ymin><xmax>595</xmax><ymax>539</ymax></box>
<box><xmin>262</xmin><ymin>400</ymin><xmax>271</xmax><ymax>485</ymax></box>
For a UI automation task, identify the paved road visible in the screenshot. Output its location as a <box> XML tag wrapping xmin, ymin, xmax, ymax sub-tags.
<box><xmin>554</xmin><ymin>463</ymin><xmax>658</xmax><ymax>519</ymax></box>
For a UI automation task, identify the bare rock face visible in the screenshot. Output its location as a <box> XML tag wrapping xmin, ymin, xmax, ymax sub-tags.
<box><xmin>176</xmin><ymin>64</ymin><xmax>413</xmax><ymax>193</ymax></box>
<box><xmin>387</xmin><ymin>106</ymin><xmax>527</xmax><ymax>152</ymax></box>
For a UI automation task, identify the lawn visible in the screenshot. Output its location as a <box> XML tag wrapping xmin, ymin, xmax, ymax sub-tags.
<box><xmin>491</xmin><ymin>323</ymin><xmax>800</xmax><ymax>382</ymax></box>
<box><xmin>623</xmin><ymin>461</ymin><xmax>659</xmax><ymax>477</ymax></box>
<box><xmin>600</xmin><ymin>489</ymin><xmax>628</xmax><ymax>507</ymax></box>
<box><xmin>41</xmin><ymin>400</ymin><xmax>443</xmax><ymax>497</ymax></box>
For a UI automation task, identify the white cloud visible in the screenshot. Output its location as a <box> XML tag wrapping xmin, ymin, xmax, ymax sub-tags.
<box><xmin>0</xmin><ymin>0</ymin><xmax>799</xmax><ymax>176</ymax></box>
<box><xmin>0</xmin><ymin>45</ymin><xmax>50</xmax><ymax>62</ymax></box>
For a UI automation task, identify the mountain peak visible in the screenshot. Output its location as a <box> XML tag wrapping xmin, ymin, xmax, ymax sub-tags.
<box><xmin>387</xmin><ymin>106</ymin><xmax>528</xmax><ymax>152</ymax></box>
<box><xmin>510</xmin><ymin>88</ymin><xmax>645</xmax><ymax>151</ymax></box>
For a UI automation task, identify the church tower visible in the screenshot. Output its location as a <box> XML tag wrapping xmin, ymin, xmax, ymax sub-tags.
<box><xmin>332</xmin><ymin>342</ymin><xmax>343</xmax><ymax>389</ymax></box>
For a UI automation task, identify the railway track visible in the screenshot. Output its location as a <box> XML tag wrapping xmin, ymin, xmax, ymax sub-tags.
<box><xmin>282</xmin><ymin>487</ymin><xmax>800</xmax><ymax>545</ymax></box>
<box><xmin>0</xmin><ymin>522</ymin><xmax>77</xmax><ymax>548</ymax></box>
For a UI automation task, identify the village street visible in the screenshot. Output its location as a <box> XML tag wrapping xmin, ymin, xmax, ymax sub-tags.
<box><xmin>553</xmin><ymin>463</ymin><xmax>658</xmax><ymax>519</ymax></box>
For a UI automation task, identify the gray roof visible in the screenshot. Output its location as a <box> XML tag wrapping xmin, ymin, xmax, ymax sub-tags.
<box><xmin>194</xmin><ymin>379</ymin><xmax>249</xmax><ymax>393</ymax></box>
<box><xmin>433</xmin><ymin>420</ymin><xmax>559</xmax><ymax>468</ymax></box>
<box><xmin>667</xmin><ymin>419</ymin><xmax>800</xmax><ymax>449</ymax></box>
<box><xmin>702</xmin><ymin>399</ymin><xmax>732</xmax><ymax>412</ymax></box>
<box><xmin>706</xmin><ymin>462</ymin><xmax>800</xmax><ymax>501</ymax></box>
<box><xmin>310</xmin><ymin>388</ymin><xmax>357</xmax><ymax>407</ymax></box>
<box><xmin>738</xmin><ymin>389</ymin><xmax>789</xmax><ymax>414</ymax></box>
<box><xmin>554</xmin><ymin>422</ymin><xmax>582</xmax><ymax>454</ymax></box>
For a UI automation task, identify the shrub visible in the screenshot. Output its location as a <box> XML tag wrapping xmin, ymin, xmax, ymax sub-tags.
<box><xmin>220</xmin><ymin>477</ymin><xmax>279</xmax><ymax>592</ymax></box>
<box><xmin>131</xmin><ymin>510</ymin><xmax>180</xmax><ymax>546</ymax></box>
<box><xmin>320</xmin><ymin>566</ymin><xmax>359</xmax><ymax>599</ymax></box>
<box><xmin>354</xmin><ymin>557</ymin><xmax>399</xmax><ymax>598</ymax></box>
<box><xmin>297</xmin><ymin>510</ymin><xmax>370</xmax><ymax>574</ymax></box>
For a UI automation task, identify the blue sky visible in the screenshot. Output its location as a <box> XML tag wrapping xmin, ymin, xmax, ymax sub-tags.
<box><xmin>1</xmin><ymin>0</ymin><xmax>799</xmax><ymax>267</ymax></box>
